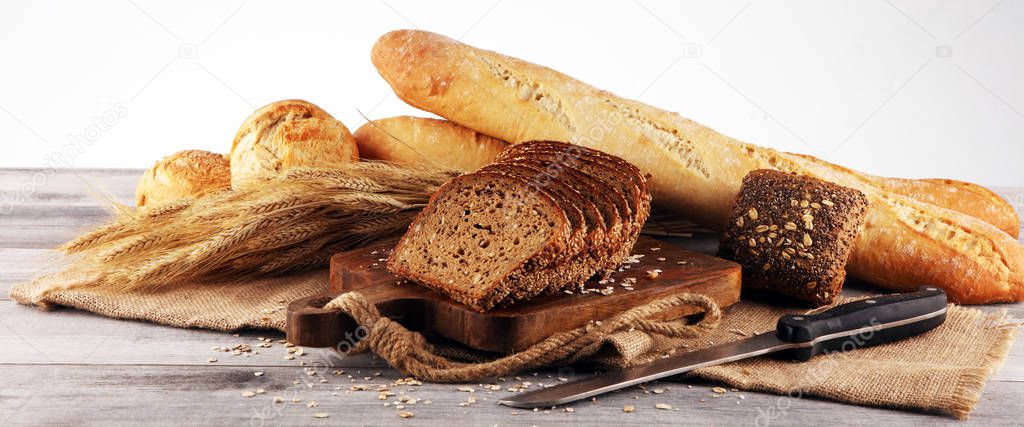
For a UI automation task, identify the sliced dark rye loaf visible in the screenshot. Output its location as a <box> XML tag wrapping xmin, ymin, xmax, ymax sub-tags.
<box><xmin>476</xmin><ymin>163</ymin><xmax>590</xmax><ymax>301</ymax></box>
<box><xmin>480</xmin><ymin>161</ymin><xmax>612</xmax><ymax>301</ymax></box>
<box><xmin>495</xmin><ymin>165</ymin><xmax>638</xmax><ymax>296</ymax></box>
<box><xmin>514</xmin><ymin>157</ymin><xmax>626</xmax><ymax>257</ymax></box>
<box><xmin>501</xmin><ymin>159</ymin><xmax>629</xmax><ymax>295</ymax></box>
<box><xmin>387</xmin><ymin>172</ymin><xmax>571</xmax><ymax>311</ymax></box>
<box><xmin>513</xmin><ymin>154</ymin><xmax>643</xmax><ymax>294</ymax></box>
<box><xmin>503</xmin><ymin>147</ymin><xmax>652</xmax><ymax>294</ymax></box>
<box><xmin>498</xmin><ymin>148</ymin><xmax>649</xmax><ymax>273</ymax></box>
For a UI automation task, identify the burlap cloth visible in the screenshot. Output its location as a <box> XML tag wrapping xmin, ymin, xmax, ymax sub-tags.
<box><xmin>11</xmin><ymin>268</ymin><xmax>1018</xmax><ymax>419</ymax></box>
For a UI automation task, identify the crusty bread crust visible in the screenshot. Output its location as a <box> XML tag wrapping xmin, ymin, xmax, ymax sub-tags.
<box><xmin>230</xmin><ymin>100</ymin><xmax>358</xmax><ymax>189</ymax></box>
<box><xmin>135</xmin><ymin>150</ymin><xmax>230</xmax><ymax>209</ymax></box>
<box><xmin>372</xmin><ymin>30</ymin><xmax>1024</xmax><ymax>304</ymax></box>
<box><xmin>786</xmin><ymin>152</ymin><xmax>1019</xmax><ymax>238</ymax></box>
<box><xmin>354</xmin><ymin>116</ymin><xmax>507</xmax><ymax>171</ymax></box>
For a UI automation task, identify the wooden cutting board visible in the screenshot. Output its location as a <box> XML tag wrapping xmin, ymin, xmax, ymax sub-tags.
<box><xmin>287</xmin><ymin>236</ymin><xmax>741</xmax><ymax>353</ymax></box>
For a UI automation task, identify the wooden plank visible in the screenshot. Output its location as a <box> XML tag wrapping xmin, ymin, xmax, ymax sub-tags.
<box><xmin>0</xmin><ymin>206</ymin><xmax>118</xmax><ymax>249</ymax></box>
<box><xmin>0</xmin><ymin>364</ymin><xmax>1019</xmax><ymax>426</ymax></box>
<box><xmin>0</xmin><ymin>168</ymin><xmax>141</xmax><ymax>207</ymax></box>
<box><xmin>0</xmin><ymin>302</ymin><xmax>385</xmax><ymax>368</ymax></box>
<box><xmin>0</xmin><ymin>168</ymin><xmax>139</xmax><ymax>248</ymax></box>
<box><xmin>0</xmin><ymin>249</ymin><xmax>64</xmax><ymax>300</ymax></box>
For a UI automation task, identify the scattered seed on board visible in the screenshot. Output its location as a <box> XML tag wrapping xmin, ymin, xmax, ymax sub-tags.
<box><xmin>712</xmin><ymin>387</ymin><xmax>727</xmax><ymax>394</ymax></box>
<box><xmin>312</xmin><ymin>413</ymin><xmax>329</xmax><ymax>419</ymax></box>
<box><xmin>241</xmin><ymin>391</ymin><xmax>256</xmax><ymax>398</ymax></box>
<box><xmin>254</xmin><ymin>371</ymin><xmax>264</xmax><ymax>377</ymax></box>
<box><xmin>623</xmin><ymin>405</ymin><xmax>635</xmax><ymax>413</ymax></box>
<box><xmin>398</xmin><ymin>411</ymin><xmax>414</xmax><ymax>418</ymax></box>
<box><xmin>655</xmin><ymin>403</ymin><xmax>672</xmax><ymax>410</ymax></box>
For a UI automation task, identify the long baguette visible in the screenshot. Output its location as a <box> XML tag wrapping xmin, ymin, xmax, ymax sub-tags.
<box><xmin>371</xmin><ymin>29</ymin><xmax>1024</xmax><ymax>304</ymax></box>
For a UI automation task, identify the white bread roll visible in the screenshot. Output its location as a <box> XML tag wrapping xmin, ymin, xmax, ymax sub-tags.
<box><xmin>230</xmin><ymin>99</ymin><xmax>358</xmax><ymax>189</ymax></box>
<box><xmin>136</xmin><ymin>150</ymin><xmax>230</xmax><ymax>209</ymax></box>
<box><xmin>354</xmin><ymin>116</ymin><xmax>507</xmax><ymax>171</ymax></box>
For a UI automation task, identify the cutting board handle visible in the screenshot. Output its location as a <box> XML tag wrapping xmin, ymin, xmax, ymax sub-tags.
<box><xmin>286</xmin><ymin>293</ymin><xmax>362</xmax><ymax>348</ymax></box>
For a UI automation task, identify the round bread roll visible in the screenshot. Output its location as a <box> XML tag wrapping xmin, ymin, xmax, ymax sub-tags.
<box><xmin>354</xmin><ymin>116</ymin><xmax>507</xmax><ymax>171</ymax></box>
<box><xmin>136</xmin><ymin>150</ymin><xmax>231</xmax><ymax>209</ymax></box>
<box><xmin>230</xmin><ymin>99</ymin><xmax>359</xmax><ymax>188</ymax></box>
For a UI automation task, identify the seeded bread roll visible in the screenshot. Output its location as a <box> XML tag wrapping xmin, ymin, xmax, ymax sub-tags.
<box><xmin>230</xmin><ymin>100</ymin><xmax>358</xmax><ymax>189</ymax></box>
<box><xmin>135</xmin><ymin>150</ymin><xmax>230</xmax><ymax>209</ymax></box>
<box><xmin>719</xmin><ymin>170</ymin><xmax>869</xmax><ymax>306</ymax></box>
<box><xmin>354</xmin><ymin>116</ymin><xmax>508</xmax><ymax>171</ymax></box>
<box><xmin>371</xmin><ymin>30</ymin><xmax>1024</xmax><ymax>304</ymax></box>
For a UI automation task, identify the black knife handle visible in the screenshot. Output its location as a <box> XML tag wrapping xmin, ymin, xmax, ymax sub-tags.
<box><xmin>774</xmin><ymin>286</ymin><xmax>947</xmax><ymax>361</ymax></box>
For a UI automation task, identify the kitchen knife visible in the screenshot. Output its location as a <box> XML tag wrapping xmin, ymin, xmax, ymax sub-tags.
<box><xmin>499</xmin><ymin>286</ymin><xmax>947</xmax><ymax>408</ymax></box>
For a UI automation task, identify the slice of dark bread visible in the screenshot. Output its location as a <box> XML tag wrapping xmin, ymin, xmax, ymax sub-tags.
<box><xmin>504</xmin><ymin>159</ymin><xmax>626</xmax><ymax>295</ymax></box>
<box><xmin>483</xmin><ymin>161</ymin><xmax>613</xmax><ymax>299</ymax></box>
<box><xmin>500</xmin><ymin>149</ymin><xmax>651</xmax><ymax>296</ymax></box>
<box><xmin>499</xmin><ymin>148</ymin><xmax>647</xmax><ymax>273</ymax></box>
<box><xmin>388</xmin><ymin>172</ymin><xmax>571</xmax><ymax>311</ymax></box>
<box><xmin>476</xmin><ymin>163</ymin><xmax>589</xmax><ymax>301</ymax></box>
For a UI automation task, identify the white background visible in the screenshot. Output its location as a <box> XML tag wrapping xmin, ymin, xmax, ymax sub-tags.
<box><xmin>1</xmin><ymin>0</ymin><xmax>1022</xmax><ymax>185</ymax></box>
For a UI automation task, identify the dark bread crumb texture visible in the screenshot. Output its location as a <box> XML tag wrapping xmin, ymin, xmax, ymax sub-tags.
<box><xmin>719</xmin><ymin>169</ymin><xmax>868</xmax><ymax>306</ymax></box>
<box><xmin>388</xmin><ymin>173</ymin><xmax>566</xmax><ymax>310</ymax></box>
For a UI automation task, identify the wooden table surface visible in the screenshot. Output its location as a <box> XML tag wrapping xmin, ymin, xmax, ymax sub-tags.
<box><xmin>0</xmin><ymin>168</ymin><xmax>1021</xmax><ymax>426</ymax></box>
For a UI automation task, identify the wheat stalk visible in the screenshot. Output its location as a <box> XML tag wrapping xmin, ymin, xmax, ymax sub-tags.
<box><xmin>57</xmin><ymin>162</ymin><xmax>457</xmax><ymax>292</ymax></box>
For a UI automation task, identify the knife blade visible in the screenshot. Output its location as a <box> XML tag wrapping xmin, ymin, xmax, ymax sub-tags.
<box><xmin>499</xmin><ymin>286</ymin><xmax>947</xmax><ymax>408</ymax></box>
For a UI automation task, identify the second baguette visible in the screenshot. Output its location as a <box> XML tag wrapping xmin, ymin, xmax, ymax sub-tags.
<box><xmin>354</xmin><ymin>116</ymin><xmax>507</xmax><ymax>172</ymax></box>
